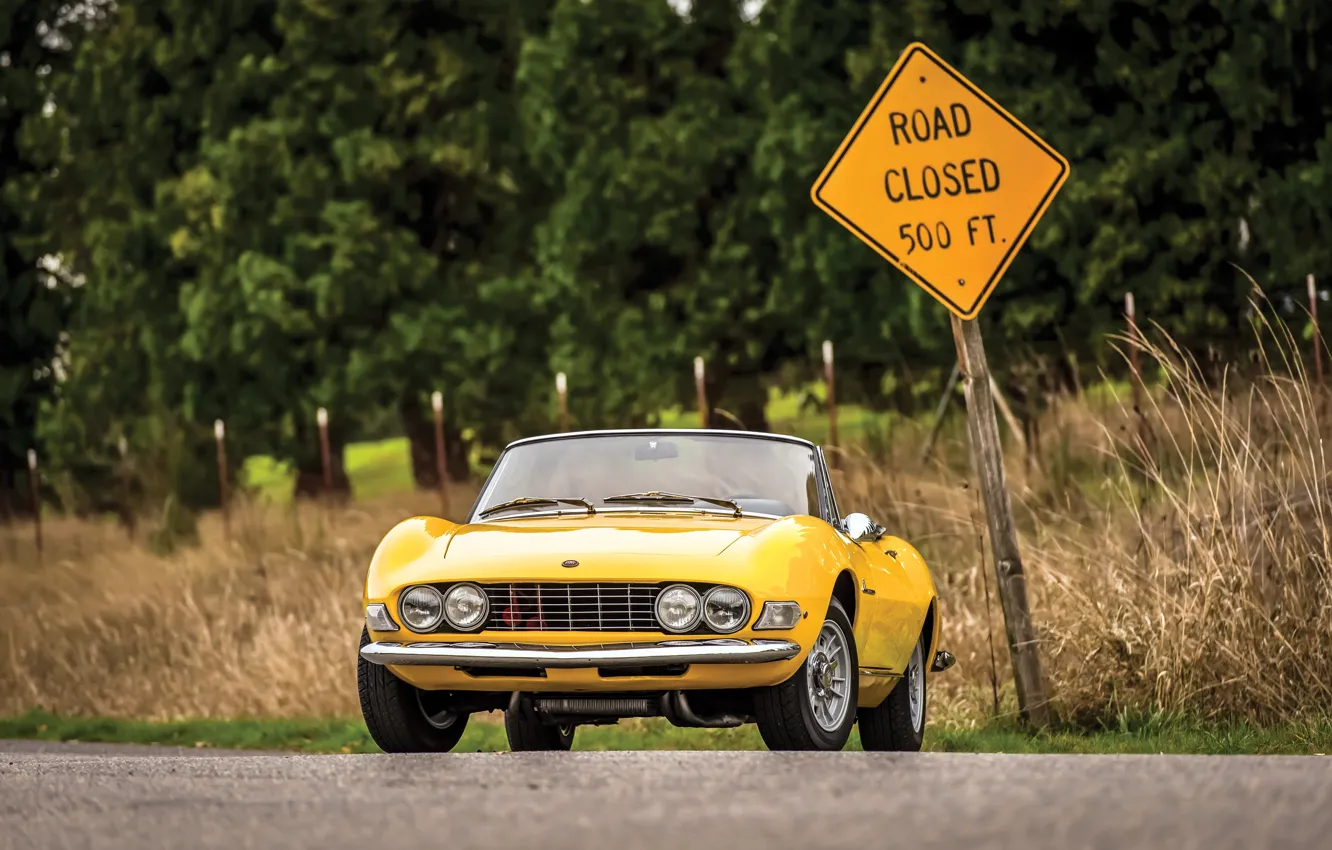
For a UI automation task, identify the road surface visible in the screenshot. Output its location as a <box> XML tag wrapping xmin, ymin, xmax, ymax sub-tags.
<box><xmin>2</xmin><ymin>741</ymin><xmax>1329</xmax><ymax>849</ymax></box>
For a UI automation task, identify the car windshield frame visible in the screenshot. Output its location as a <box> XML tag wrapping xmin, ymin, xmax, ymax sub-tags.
<box><xmin>466</xmin><ymin>429</ymin><xmax>832</xmax><ymax>524</ymax></box>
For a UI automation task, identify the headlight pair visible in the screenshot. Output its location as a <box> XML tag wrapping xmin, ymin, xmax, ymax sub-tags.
<box><xmin>399</xmin><ymin>583</ymin><xmax>489</xmax><ymax>633</ymax></box>
<box><xmin>655</xmin><ymin>584</ymin><xmax>750</xmax><ymax>634</ymax></box>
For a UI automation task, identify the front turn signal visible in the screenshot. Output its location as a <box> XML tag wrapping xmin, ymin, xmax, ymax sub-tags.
<box><xmin>365</xmin><ymin>603</ymin><xmax>399</xmax><ymax>632</ymax></box>
<box><xmin>753</xmin><ymin>601</ymin><xmax>802</xmax><ymax>631</ymax></box>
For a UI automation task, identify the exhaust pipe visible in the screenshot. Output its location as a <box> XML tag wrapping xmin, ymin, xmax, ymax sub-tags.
<box><xmin>533</xmin><ymin>697</ymin><xmax>658</xmax><ymax>717</ymax></box>
<box><xmin>663</xmin><ymin>691</ymin><xmax>745</xmax><ymax>729</ymax></box>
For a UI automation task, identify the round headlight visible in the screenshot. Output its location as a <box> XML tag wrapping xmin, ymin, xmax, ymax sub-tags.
<box><xmin>443</xmin><ymin>583</ymin><xmax>490</xmax><ymax>631</ymax></box>
<box><xmin>400</xmin><ymin>586</ymin><xmax>444</xmax><ymax>632</ymax></box>
<box><xmin>655</xmin><ymin>584</ymin><xmax>702</xmax><ymax>633</ymax></box>
<box><xmin>702</xmin><ymin>586</ymin><xmax>750</xmax><ymax>633</ymax></box>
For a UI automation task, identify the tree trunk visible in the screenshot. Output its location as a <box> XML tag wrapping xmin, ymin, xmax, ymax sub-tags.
<box><xmin>444</xmin><ymin>421</ymin><xmax>468</xmax><ymax>482</ymax></box>
<box><xmin>401</xmin><ymin>393</ymin><xmax>470</xmax><ymax>487</ymax></box>
<box><xmin>708</xmin><ymin>371</ymin><xmax>770</xmax><ymax>432</ymax></box>
<box><xmin>401</xmin><ymin>394</ymin><xmax>438</xmax><ymax>489</ymax></box>
<box><xmin>294</xmin><ymin>421</ymin><xmax>351</xmax><ymax>498</ymax></box>
<box><xmin>0</xmin><ymin>467</ymin><xmax>34</xmax><ymax>521</ymax></box>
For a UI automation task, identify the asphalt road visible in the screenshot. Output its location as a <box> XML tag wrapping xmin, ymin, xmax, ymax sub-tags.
<box><xmin>2</xmin><ymin>742</ymin><xmax>1330</xmax><ymax>850</ymax></box>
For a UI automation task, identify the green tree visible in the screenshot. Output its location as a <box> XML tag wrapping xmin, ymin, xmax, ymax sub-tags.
<box><xmin>165</xmin><ymin>0</ymin><xmax>554</xmax><ymax>491</ymax></box>
<box><xmin>30</xmin><ymin>0</ymin><xmax>281</xmax><ymax>525</ymax></box>
<box><xmin>0</xmin><ymin>0</ymin><xmax>89</xmax><ymax>519</ymax></box>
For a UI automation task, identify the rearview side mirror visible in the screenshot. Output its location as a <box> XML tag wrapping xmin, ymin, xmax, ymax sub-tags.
<box><xmin>843</xmin><ymin>512</ymin><xmax>885</xmax><ymax>543</ymax></box>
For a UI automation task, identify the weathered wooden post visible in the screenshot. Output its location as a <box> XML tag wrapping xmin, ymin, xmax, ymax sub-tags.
<box><xmin>1125</xmin><ymin>293</ymin><xmax>1142</xmax><ymax>405</ymax></box>
<box><xmin>316</xmin><ymin>407</ymin><xmax>332</xmax><ymax>495</ymax></box>
<box><xmin>1309</xmin><ymin>274</ymin><xmax>1322</xmax><ymax>387</ymax></box>
<box><xmin>1125</xmin><ymin>292</ymin><xmax>1150</xmax><ymax>460</ymax></box>
<box><xmin>810</xmin><ymin>42</ymin><xmax>1068</xmax><ymax>726</ymax></box>
<box><xmin>694</xmin><ymin>357</ymin><xmax>709</xmax><ymax>429</ymax></box>
<box><xmin>822</xmin><ymin>340</ymin><xmax>838</xmax><ymax>462</ymax></box>
<box><xmin>27</xmin><ymin>449</ymin><xmax>41</xmax><ymax>565</ymax></box>
<box><xmin>555</xmin><ymin>372</ymin><xmax>570</xmax><ymax>432</ymax></box>
<box><xmin>431</xmin><ymin>391</ymin><xmax>450</xmax><ymax>517</ymax></box>
<box><xmin>214</xmin><ymin>419</ymin><xmax>230</xmax><ymax>541</ymax></box>
<box><xmin>951</xmin><ymin>316</ymin><xmax>1051</xmax><ymax>727</ymax></box>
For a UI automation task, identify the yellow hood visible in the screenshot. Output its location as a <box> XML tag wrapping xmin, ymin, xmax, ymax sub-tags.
<box><xmin>444</xmin><ymin>515</ymin><xmax>774</xmax><ymax>564</ymax></box>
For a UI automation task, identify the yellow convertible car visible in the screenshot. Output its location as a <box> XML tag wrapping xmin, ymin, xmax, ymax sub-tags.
<box><xmin>357</xmin><ymin>429</ymin><xmax>952</xmax><ymax>752</ymax></box>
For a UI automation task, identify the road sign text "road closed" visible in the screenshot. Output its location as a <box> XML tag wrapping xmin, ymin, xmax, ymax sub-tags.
<box><xmin>811</xmin><ymin>43</ymin><xmax>1069</xmax><ymax>319</ymax></box>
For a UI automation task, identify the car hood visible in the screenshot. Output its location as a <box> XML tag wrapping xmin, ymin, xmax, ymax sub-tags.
<box><xmin>364</xmin><ymin>512</ymin><xmax>834</xmax><ymax>601</ymax></box>
<box><xmin>443</xmin><ymin>514</ymin><xmax>775</xmax><ymax>565</ymax></box>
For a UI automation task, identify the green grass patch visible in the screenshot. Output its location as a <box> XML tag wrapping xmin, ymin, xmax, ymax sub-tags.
<box><xmin>240</xmin><ymin>455</ymin><xmax>297</xmax><ymax>503</ymax></box>
<box><xmin>345</xmin><ymin>437</ymin><xmax>415</xmax><ymax>501</ymax></box>
<box><xmin>241</xmin><ymin>437</ymin><xmax>415</xmax><ymax>504</ymax></box>
<box><xmin>5</xmin><ymin>710</ymin><xmax>1330</xmax><ymax>755</ymax></box>
<box><xmin>0</xmin><ymin>711</ymin><xmax>379</xmax><ymax>754</ymax></box>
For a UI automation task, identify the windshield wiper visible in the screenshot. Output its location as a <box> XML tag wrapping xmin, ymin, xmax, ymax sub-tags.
<box><xmin>603</xmin><ymin>491</ymin><xmax>742</xmax><ymax>517</ymax></box>
<box><xmin>479</xmin><ymin>496</ymin><xmax>595</xmax><ymax>519</ymax></box>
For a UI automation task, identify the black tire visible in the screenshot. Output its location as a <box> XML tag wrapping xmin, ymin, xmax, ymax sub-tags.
<box><xmin>857</xmin><ymin>633</ymin><xmax>927</xmax><ymax>752</ymax></box>
<box><xmin>358</xmin><ymin>628</ymin><xmax>470</xmax><ymax>753</ymax></box>
<box><xmin>754</xmin><ymin>596</ymin><xmax>859</xmax><ymax>751</ymax></box>
<box><xmin>505</xmin><ymin>711</ymin><xmax>576</xmax><ymax>751</ymax></box>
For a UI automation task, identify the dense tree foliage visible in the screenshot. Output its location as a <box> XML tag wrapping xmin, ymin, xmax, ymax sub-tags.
<box><xmin>0</xmin><ymin>0</ymin><xmax>86</xmax><ymax>516</ymax></box>
<box><xmin>2</xmin><ymin>0</ymin><xmax>1330</xmax><ymax>519</ymax></box>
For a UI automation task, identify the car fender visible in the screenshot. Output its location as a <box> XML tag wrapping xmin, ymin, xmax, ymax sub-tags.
<box><xmin>877</xmin><ymin>535</ymin><xmax>938</xmax><ymax>658</ymax></box>
<box><xmin>363</xmin><ymin>516</ymin><xmax>458</xmax><ymax>604</ymax></box>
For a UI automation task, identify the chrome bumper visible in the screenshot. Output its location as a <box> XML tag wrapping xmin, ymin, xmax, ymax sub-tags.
<box><xmin>359</xmin><ymin>638</ymin><xmax>801</xmax><ymax>669</ymax></box>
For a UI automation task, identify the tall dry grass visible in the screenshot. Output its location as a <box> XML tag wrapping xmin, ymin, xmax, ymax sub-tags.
<box><xmin>0</xmin><ymin>491</ymin><xmax>471</xmax><ymax>719</ymax></box>
<box><xmin>2</xmin><ymin>307</ymin><xmax>1329</xmax><ymax>726</ymax></box>
<box><xmin>834</xmin><ymin>302</ymin><xmax>1332</xmax><ymax>727</ymax></box>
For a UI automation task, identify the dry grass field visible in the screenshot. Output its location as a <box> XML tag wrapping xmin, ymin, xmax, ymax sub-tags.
<box><xmin>3</xmin><ymin>317</ymin><xmax>1330</xmax><ymax>729</ymax></box>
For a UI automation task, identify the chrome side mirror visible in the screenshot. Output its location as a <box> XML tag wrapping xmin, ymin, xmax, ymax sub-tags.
<box><xmin>843</xmin><ymin>512</ymin><xmax>885</xmax><ymax>543</ymax></box>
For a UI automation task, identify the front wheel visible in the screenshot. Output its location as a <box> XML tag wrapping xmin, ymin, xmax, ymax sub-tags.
<box><xmin>358</xmin><ymin>628</ymin><xmax>470</xmax><ymax>753</ymax></box>
<box><xmin>857</xmin><ymin>634</ymin><xmax>927</xmax><ymax>751</ymax></box>
<box><xmin>754</xmin><ymin>597</ymin><xmax>859</xmax><ymax>751</ymax></box>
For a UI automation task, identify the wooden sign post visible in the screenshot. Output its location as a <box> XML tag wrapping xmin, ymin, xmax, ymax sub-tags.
<box><xmin>812</xmin><ymin>42</ymin><xmax>1067</xmax><ymax>727</ymax></box>
<box><xmin>694</xmin><ymin>357</ymin><xmax>709</xmax><ymax>429</ymax></box>
<box><xmin>431</xmin><ymin>391</ymin><xmax>450</xmax><ymax>517</ymax></box>
<box><xmin>951</xmin><ymin>316</ymin><xmax>1050</xmax><ymax>725</ymax></box>
<box><xmin>214</xmin><ymin>419</ymin><xmax>230</xmax><ymax>541</ymax></box>
<box><xmin>555</xmin><ymin>372</ymin><xmax>570</xmax><ymax>432</ymax></box>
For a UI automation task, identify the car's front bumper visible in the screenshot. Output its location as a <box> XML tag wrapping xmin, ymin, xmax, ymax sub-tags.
<box><xmin>360</xmin><ymin>638</ymin><xmax>800</xmax><ymax>669</ymax></box>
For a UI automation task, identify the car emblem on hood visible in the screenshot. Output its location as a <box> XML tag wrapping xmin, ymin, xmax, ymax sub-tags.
<box><xmin>561</xmin><ymin>559</ymin><xmax>579</xmax><ymax>568</ymax></box>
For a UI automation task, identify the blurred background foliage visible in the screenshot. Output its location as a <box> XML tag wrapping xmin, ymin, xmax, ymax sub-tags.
<box><xmin>2</xmin><ymin>0</ymin><xmax>1331</xmax><ymax>524</ymax></box>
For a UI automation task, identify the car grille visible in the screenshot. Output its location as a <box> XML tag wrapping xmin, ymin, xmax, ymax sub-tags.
<box><xmin>482</xmin><ymin>583</ymin><xmax>661</xmax><ymax>632</ymax></box>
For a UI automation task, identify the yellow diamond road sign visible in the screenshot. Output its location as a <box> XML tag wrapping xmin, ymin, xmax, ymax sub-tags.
<box><xmin>811</xmin><ymin>43</ymin><xmax>1069</xmax><ymax>320</ymax></box>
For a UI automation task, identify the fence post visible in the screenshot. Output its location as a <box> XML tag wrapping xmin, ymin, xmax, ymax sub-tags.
<box><xmin>27</xmin><ymin>449</ymin><xmax>41</xmax><ymax>565</ymax></box>
<box><xmin>214</xmin><ymin>419</ymin><xmax>230</xmax><ymax>541</ymax></box>
<box><xmin>1125</xmin><ymin>292</ymin><xmax>1149</xmax><ymax>459</ymax></box>
<box><xmin>556</xmin><ymin>372</ymin><xmax>569</xmax><ymax>432</ymax></box>
<box><xmin>316</xmin><ymin>407</ymin><xmax>332</xmax><ymax>495</ymax></box>
<box><xmin>822</xmin><ymin>340</ymin><xmax>838</xmax><ymax>463</ymax></box>
<box><xmin>951</xmin><ymin>315</ymin><xmax>1051</xmax><ymax>728</ymax></box>
<box><xmin>431</xmin><ymin>391</ymin><xmax>450</xmax><ymax>517</ymax></box>
<box><xmin>1309</xmin><ymin>274</ymin><xmax>1322</xmax><ymax>387</ymax></box>
<box><xmin>694</xmin><ymin>357</ymin><xmax>709</xmax><ymax>429</ymax></box>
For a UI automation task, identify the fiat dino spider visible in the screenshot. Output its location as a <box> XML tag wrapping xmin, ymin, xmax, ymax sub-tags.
<box><xmin>357</xmin><ymin>429</ymin><xmax>952</xmax><ymax>752</ymax></box>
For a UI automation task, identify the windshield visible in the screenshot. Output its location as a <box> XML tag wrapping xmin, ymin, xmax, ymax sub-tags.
<box><xmin>472</xmin><ymin>433</ymin><xmax>820</xmax><ymax>520</ymax></box>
